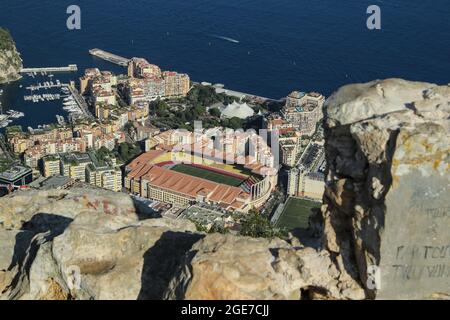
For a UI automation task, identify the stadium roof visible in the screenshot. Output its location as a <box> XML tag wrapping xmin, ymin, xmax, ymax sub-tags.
<box><xmin>128</xmin><ymin>164</ymin><xmax>250</xmax><ymax>209</ymax></box>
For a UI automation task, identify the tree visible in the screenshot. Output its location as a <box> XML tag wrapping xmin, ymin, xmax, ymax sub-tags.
<box><xmin>209</xmin><ymin>223</ymin><xmax>229</xmax><ymax>234</ymax></box>
<box><xmin>96</xmin><ymin>146</ymin><xmax>111</xmax><ymax>161</ymax></box>
<box><xmin>118</xmin><ymin>143</ymin><xmax>129</xmax><ymax>160</ymax></box>
<box><xmin>187</xmin><ymin>85</ymin><xmax>223</xmax><ymax>107</ymax></box>
<box><xmin>209</xmin><ymin>107</ymin><xmax>221</xmax><ymax>118</ymax></box>
<box><xmin>228</xmin><ymin>117</ymin><xmax>244</xmax><ymax>130</ymax></box>
<box><xmin>239</xmin><ymin>209</ymin><xmax>286</xmax><ymax>239</ymax></box>
<box><xmin>151</xmin><ymin>99</ymin><xmax>170</xmax><ymax>117</ymax></box>
<box><xmin>193</xmin><ymin>104</ymin><xmax>206</xmax><ymax>117</ymax></box>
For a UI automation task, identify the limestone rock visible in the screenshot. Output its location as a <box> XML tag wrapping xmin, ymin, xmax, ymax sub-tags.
<box><xmin>0</xmin><ymin>188</ymin><xmax>139</xmax><ymax>231</ymax></box>
<box><xmin>164</xmin><ymin>234</ymin><xmax>364</xmax><ymax>300</ymax></box>
<box><xmin>322</xmin><ymin>79</ymin><xmax>450</xmax><ymax>299</ymax></box>
<box><xmin>0</xmin><ymin>188</ymin><xmax>200</xmax><ymax>300</ymax></box>
<box><xmin>0</xmin><ymin>187</ymin><xmax>364</xmax><ymax>300</ymax></box>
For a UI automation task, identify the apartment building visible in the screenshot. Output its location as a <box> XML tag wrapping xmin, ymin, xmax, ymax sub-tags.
<box><xmin>128</xmin><ymin>57</ymin><xmax>162</xmax><ymax>79</ymax></box>
<box><xmin>125</xmin><ymin>57</ymin><xmax>190</xmax><ymax>103</ymax></box>
<box><xmin>281</xmin><ymin>91</ymin><xmax>325</xmax><ymax>136</ymax></box>
<box><xmin>162</xmin><ymin>71</ymin><xmax>190</xmax><ymax>98</ymax></box>
<box><xmin>60</xmin><ymin>152</ymin><xmax>93</xmax><ymax>182</ymax></box>
<box><xmin>86</xmin><ymin>162</ymin><xmax>122</xmax><ymax>192</ymax></box>
<box><xmin>44</xmin><ymin>152</ymin><xmax>122</xmax><ymax>192</ymax></box>
<box><xmin>42</xmin><ymin>155</ymin><xmax>61</xmax><ymax>177</ymax></box>
<box><xmin>287</xmin><ymin>141</ymin><xmax>326</xmax><ymax>201</ymax></box>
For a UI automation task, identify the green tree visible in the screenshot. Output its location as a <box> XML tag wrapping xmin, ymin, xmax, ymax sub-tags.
<box><xmin>209</xmin><ymin>223</ymin><xmax>229</xmax><ymax>234</ymax></box>
<box><xmin>118</xmin><ymin>143</ymin><xmax>129</xmax><ymax>160</ymax></box>
<box><xmin>151</xmin><ymin>99</ymin><xmax>170</xmax><ymax>117</ymax></box>
<box><xmin>228</xmin><ymin>117</ymin><xmax>244</xmax><ymax>130</ymax></box>
<box><xmin>239</xmin><ymin>209</ymin><xmax>286</xmax><ymax>239</ymax></box>
<box><xmin>209</xmin><ymin>107</ymin><xmax>221</xmax><ymax>118</ymax></box>
<box><xmin>193</xmin><ymin>104</ymin><xmax>206</xmax><ymax>117</ymax></box>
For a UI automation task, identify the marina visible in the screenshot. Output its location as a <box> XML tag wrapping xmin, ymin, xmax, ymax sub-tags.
<box><xmin>25</xmin><ymin>79</ymin><xmax>66</xmax><ymax>91</ymax></box>
<box><xmin>0</xmin><ymin>70</ymin><xmax>79</xmax><ymax>130</ymax></box>
<box><xmin>24</xmin><ymin>93</ymin><xmax>61</xmax><ymax>103</ymax></box>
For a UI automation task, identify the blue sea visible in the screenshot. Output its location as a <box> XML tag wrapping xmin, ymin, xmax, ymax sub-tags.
<box><xmin>1</xmin><ymin>0</ymin><xmax>450</xmax><ymax>128</ymax></box>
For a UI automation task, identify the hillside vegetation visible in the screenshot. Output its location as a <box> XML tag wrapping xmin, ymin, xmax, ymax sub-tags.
<box><xmin>0</xmin><ymin>27</ymin><xmax>22</xmax><ymax>84</ymax></box>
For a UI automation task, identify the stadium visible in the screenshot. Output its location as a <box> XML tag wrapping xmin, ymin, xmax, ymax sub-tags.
<box><xmin>124</xmin><ymin>147</ymin><xmax>278</xmax><ymax>212</ymax></box>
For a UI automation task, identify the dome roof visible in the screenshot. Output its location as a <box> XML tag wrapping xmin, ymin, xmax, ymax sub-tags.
<box><xmin>221</xmin><ymin>101</ymin><xmax>255</xmax><ymax>119</ymax></box>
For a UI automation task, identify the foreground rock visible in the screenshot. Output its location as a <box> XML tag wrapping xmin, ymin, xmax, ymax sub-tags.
<box><xmin>165</xmin><ymin>234</ymin><xmax>363</xmax><ymax>300</ymax></box>
<box><xmin>0</xmin><ymin>188</ymin><xmax>201</xmax><ymax>299</ymax></box>
<box><xmin>322</xmin><ymin>79</ymin><xmax>450</xmax><ymax>299</ymax></box>
<box><xmin>0</xmin><ymin>188</ymin><xmax>364</xmax><ymax>300</ymax></box>
<box><xmin>0</xmin><ymin>28</ymin><xmax>22</xmax><ymax>84</ymax></box>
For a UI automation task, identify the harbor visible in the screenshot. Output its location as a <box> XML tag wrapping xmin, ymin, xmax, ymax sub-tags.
<box><xmin>0</xmin><ymin>70</ymin><xmax>82</xmax><ymax>130</ymax></box>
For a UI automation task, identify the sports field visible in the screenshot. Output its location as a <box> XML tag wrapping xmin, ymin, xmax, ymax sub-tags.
<box><xmin>276</xmin><ymin>197</ymin><xmax>320</xmax><ymax>231</ymax></box>
<box><xmin>171</xmin><ymin>164</ymin><xmax>244</xmax><ymax>187</ymax></box>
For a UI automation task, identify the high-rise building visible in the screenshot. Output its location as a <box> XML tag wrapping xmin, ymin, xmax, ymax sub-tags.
<box><xmin>162</xmin><ymin>71</ymin><xmax>190</xmax><ymax>98</ymax></box>
<box><xmin>282</xmin><ymin>91</ymin><xmax>325</xmax><ymax>136</ymax></box>
<box><xmin>125</xmin><ymin>58</ymin><xmax>190</xmax><ymax>103</ymax></box>
<box><xmin>86</xmin><ymin>163</ymin><xmax>122</xmax><ymax>192</ymax></box>
<box><xmin>60</xmin><ymin>152</ymin><xmax>93</xmax><ymax>182</ymax></box>
<box><xmin>57</xmin><ymin>152</ymin><xmax>122</xmax><ymax>192</ymax></box>
<box><xmin>42</xmin><ymin>155</ymin><xmax>61</xmax><ymax>177</ymax></box>
<box><xmin>287</xmin><ymin>141</ymin><xmax>326</xmax><ymax>201</ymax></box>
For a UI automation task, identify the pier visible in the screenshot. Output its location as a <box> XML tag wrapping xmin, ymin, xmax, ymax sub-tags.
<box><xmin>67</xmin><ymin>84</ymin><xmax>94</xmax><ymax>120</ymax></box>
<box><xmin>89</xmin><ymin>49</ymin><xmax>130</xmax><ymax>67</ymax></box>
<box><xmin>26</xmin><ymin>81</ymin><xmax>68</xmax><ymax>91</ymax></box>
<box><xmin>20</xmin><ymin>64</ymin><xmax>78</xmax><ymax>73</ymax></box>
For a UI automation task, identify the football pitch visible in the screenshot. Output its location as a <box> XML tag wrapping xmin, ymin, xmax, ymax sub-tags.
<box><xmin>276</xmin><ymin>197</ymin><xmax>321</xmax><ymax>231</ymax></box>
<box><xmin>171</xmin><ymin>164</ymin><xmax>244</xmax><ymax>187</ymax></box>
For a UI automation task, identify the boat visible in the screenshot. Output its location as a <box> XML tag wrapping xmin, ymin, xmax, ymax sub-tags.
<box><xmin>8</xmin><ymin>110</ymin><xmax>25</xmax><ymax>119</ymax></box>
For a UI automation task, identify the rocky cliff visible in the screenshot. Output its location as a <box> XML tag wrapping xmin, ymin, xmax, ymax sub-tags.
<box><xmin>321</xmin><ymin>79</ymin><xmax>449</xmax><ymax>299</ymax></box>
<box><xmin>0</xmin><ymin>28</ymin><xmax>22</xmax><ymax>84</ymax></box>
<box><xmin>0</xmin><ymin>79</ymin><xmax>448</xmax><ymax>300</ymax></box>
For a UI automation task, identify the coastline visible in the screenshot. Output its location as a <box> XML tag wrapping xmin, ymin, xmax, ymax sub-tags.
<box><xmin>0</xmin><ymin>73</ymin><xmax>22</xmax><ymax>86</ymax></box>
